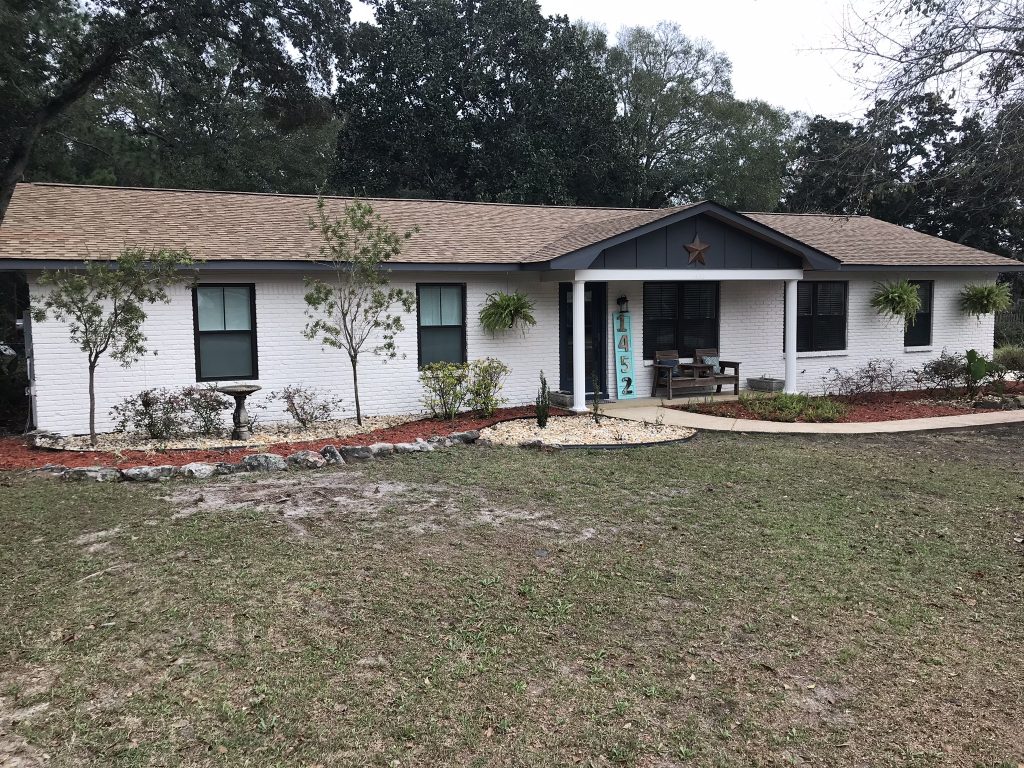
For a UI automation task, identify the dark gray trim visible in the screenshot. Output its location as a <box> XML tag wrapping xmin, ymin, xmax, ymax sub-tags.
<box><xmin>543</xmin><ymin>202</ymin><xmax>844</xmax><ymax>272</ymax></box>
<box><xmin>826</xmin><ymin>263</ymin><xmax>1024</xmax><ymax>272</ymax></box>
<box><xmin>6</xmin><ymin>256</ymin><xmax>1019</xmax><ymax>273</ymax></box>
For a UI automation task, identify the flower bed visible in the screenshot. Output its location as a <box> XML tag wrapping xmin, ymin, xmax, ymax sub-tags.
<box><xmin>40</xmin><ymin>415</ymin><xmax>415</xmax><ymax>452</ymax></box>
<box><xmin>0</xmin><ymin>406</ymin><xmax>564</xmax><ymax>471</ymax></box>
<box><xmin>673</xmin><ymin>389</ymin><xmax>1022</xmax><ymax>424</ymax></box>
<box><xmin>480</xmin><ymin>416</ymin><xmax>695</xmax><ymax>447</ymax></box>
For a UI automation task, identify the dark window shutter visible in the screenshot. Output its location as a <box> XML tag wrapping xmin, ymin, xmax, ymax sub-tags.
<box><xmin>795</xmin><ymin>281</ymin><xmax>846</xmax><ymax>352</ymax></box>
<box><xmin>796</xmin><ymin>283</ymin><xmax>812</xmax><ymax>352</ymax></box>
<box><xmin>643</xmin><ymin>283</ymin><xmax>679</xmax><ymax>359</ymax></box>
<box><xmin>679</xmin><ymin>283</ymin><xmax>719</xmax><ymax>357</ymax></box>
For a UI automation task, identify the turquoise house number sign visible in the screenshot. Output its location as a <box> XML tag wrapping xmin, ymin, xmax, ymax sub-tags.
<box><xmin>613</xmin><ymin>310</ymin><xmax>637</xmax><ymax>399</ymax></box>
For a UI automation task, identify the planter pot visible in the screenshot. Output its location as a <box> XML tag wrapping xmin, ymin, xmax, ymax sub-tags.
<box><xmin>747</xmin><ymin>377</ymin><xmax>785</xmax><ymax>393</ymax></box>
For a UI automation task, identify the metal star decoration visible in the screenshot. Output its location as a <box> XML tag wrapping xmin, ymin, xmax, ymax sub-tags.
<box><xmin>685</xmin><ymin>236</ymin><xmax>710</xmax><ymax>265</ymax></box>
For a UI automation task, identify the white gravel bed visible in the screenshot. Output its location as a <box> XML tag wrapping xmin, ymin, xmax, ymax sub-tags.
<box><xmin>37</xmin><ymin>415</ymin><xmax>416</xmax><ymax>452</ymax></box>
<box><xmin>479</xmin><ymin>416</ymin><xmax>695</xmax><ymax>447</ymax></box>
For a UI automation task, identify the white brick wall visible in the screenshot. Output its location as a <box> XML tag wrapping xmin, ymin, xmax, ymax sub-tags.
<box><xmin>27</xmin><ymin>269</ymin><xmax>998</xmax><ymax>435</ymax></box>
<box><xmin>28</xmin><ymin>270</ymin><xmax>560</xmax><ymax>435</ymax></box>
<box><xmin>605</xmin><ymin>272</ymin><xmax>997</xmax><ymax>398</ymax></box>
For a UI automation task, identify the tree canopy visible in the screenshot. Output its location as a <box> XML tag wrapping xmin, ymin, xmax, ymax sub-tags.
<box><xmin>1</xmin><ymin>0</ymin><xmax>350</xmax><ymax>223</ymax></box>
<box><xmin>330</xmin><ymin>0</ymin><xmax>628</xmax><ymax>206</ymax></box>
<box><xmin>784</xmin><ymin>94</ymin><xmax>1024</xmax><ymax>258</ymax></box>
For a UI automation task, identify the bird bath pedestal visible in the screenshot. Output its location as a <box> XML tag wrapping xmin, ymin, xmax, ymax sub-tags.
<box><xmin>217</xmin><ymin>384</ymin><xmax>262</xmax><ymax>440</ymax></box>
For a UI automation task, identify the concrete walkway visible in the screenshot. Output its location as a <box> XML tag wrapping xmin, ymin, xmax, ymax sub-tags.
<box><xmin>605</xmin><ymin>400</ymin><xmax>1024</xmax><ymax>434</ymax></box>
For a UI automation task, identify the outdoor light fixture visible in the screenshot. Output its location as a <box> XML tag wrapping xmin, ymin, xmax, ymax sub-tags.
<box><xmin>616</xmin><ymin>295</ymin><xmax>630</xmax><ymax>313</ymax></box>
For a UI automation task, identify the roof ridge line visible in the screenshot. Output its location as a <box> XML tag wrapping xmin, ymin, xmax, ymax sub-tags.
<box><xmin>19</xmin><ymin>181</ymin><xmax>664</xmax><ymax>214</ymax></box>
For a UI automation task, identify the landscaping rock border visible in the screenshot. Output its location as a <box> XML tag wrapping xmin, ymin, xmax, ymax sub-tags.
<box><xmin>43</xmin><ymin>430</ymin><xmax>482</xmax><ymax>482</ymax></box>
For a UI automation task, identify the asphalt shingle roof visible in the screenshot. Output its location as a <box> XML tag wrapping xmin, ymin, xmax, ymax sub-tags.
<box><xmin>745</xmin><ymin>212</ymin><xmax>1017</xmax><ymax>268</ymax></box>
<box><xmin>0</xmin><ymin>183</ymin><xmax>1018</xmax><ymax>270</ymax></box>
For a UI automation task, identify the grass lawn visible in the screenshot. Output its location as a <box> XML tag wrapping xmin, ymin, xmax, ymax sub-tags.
<box><xmin>2</xmin><ymin>428</ymin><xmax>1023</xmax><ymax>767</ymax></box>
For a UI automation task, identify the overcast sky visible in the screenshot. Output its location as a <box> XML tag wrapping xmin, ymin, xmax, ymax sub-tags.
<box><xmin>351</xmin><ymin>0</ymin><xmax>870</xmax><ymax>119</ymax></box>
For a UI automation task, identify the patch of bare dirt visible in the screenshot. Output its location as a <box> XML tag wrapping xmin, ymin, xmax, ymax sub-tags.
<box><xmin>167</xmin><ymin>470</ymin><xmax>598</xmax><ymax>544</ymax></box>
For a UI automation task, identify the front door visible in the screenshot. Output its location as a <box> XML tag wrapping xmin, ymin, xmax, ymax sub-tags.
<box><xmin>559</xmin><ymin>282</ymin><xmax>607</xmax><ymax>397</ymax></box>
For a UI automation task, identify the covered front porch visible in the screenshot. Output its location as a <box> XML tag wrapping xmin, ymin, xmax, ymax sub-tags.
<box><xmin>557</xmin><ymin>271</ymin><xmax>804</xmax><ymax>412</ymax></box>
<box><xmin>525</xmin><ymin>201</ymin><xmax>842</xmax><ymax>412</ymax></box>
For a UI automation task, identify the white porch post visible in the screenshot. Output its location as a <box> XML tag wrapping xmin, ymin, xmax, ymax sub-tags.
<box><xmin>571</xmin><ymin>277</ymin><xmax>588</xmax><ymax>412</ymax></box>
<box><xmin>784</xmin><ymin>278</ymin><xmax>798</xmax><ymax>394</ymax></box>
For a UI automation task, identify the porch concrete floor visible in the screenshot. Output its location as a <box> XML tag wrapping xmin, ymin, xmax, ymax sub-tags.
<box><xmin>605</xmin><ymin>399</ymin><xmax>1024</xmax><ymax>434</ymax></box>
<box><xmin>603</xmin><ymin>391</ymin><xmax>742</xmax><ymax>411</ymax></box>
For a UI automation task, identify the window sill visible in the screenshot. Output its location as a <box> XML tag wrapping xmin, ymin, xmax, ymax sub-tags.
<box><xmin>903</xmin><ymin>346</ymin><xmax>933</xmax><ymax>354</ymax></box>
<box><xmin>795</xmin><ymin>350</ymin><xmax>848</xmax><ymax>359</ymax></box>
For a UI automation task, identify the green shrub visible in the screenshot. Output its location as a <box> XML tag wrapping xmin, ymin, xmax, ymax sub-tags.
<box><xmin>419</xmin><ymin>362</ymin><xmax>470</xmax><ymax>420</ymax></box>
<box><xmin>916</xmin><ymin>351</ymin><xmax>969</xmax><ymax>395</ymax></box>
<box><xmin>738</xmin><ymin>393</ymin><xmax>847</xmax><ymax>423</ymax></box>
<box><xmin>993</xmin><ymin>345</ymin><xmax>1024</xmax><ymax>373</ymax></box>
<box><xmin>467</xmin><ymin>357</ymin><xmax>510</xmax><ymax>416</ymax></box>
<box><xmin>535</xmin><ymin>370</ymin><xmax>551</xmax><ymax>428</ymax></box>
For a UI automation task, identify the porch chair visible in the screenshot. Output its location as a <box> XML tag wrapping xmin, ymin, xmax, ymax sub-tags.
<box><xmin>650</xmin><ymin>348</ymin><xmax>741</xmax><ymax>399</ymax></box>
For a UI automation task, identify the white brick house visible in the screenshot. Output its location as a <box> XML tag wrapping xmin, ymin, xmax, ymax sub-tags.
<box><xmin>1</xmin><ymin>183</ymin><xmax>1019</xmax><ymax>436</ymax></box>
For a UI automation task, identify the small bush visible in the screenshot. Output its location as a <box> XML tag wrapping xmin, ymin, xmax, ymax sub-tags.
<box><xmin>993</xmin><ymin>345</ymin><xmax>1024</xmax><ymax>373</ymax></box>
<box><xmin>739</xmin><ymin>393</ymin><xmax>847</xmax><ymax>423</ymax></box>
<box><xmin>467</xmin><ymin>357</ymin><xmax>510</xmax><ymax>416</ymax></box>
<box><xmin>420</xmin><ymin>362</ymin><xmax>470</xmax><ymax>420</ymax></box>
<box><xmin>188</xmin><ymin>385</ymin><xmax>232</xmax><ymax>436</ymax></box>
<box><xmin>535</xmin><ymin>370</ymin><xmax>551</xmax><ymax>428</ymax></box>
<box><xmin>112</xmin><ymin>385</ymin><xmax>231</xmax><ymax>439</ymax></box>
<box><xmin>916</xmin><ymin>350</ymin><xmax>968</xmax><ymax>396</ymax></box>
<box><xmin>822</xmin><ymin>358</ymin><xmax>915</xmax><ymax>397</ymax></box>
<box><xmin>271</xmin><ymin>385</ymin><xmax>344</xmax><ymax>428</ymax></box>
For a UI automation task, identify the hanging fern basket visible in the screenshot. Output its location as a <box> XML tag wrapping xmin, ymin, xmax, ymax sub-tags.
<box><xmin>478</xmin><ymin>290</ymin><xmax>537</xmax><ymax>335</ymax></box>
<box><xmin>960</xmin><ymin>283</ymin><xmax>1012</xmax><ymax>317</ymax></box>
<box><xmin>870</xmin><ymin>280</ymin><xmax>922</xmax><ymax>329</ymax></box>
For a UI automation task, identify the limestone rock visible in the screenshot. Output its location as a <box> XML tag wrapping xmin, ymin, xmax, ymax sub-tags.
<box><xmin>122</xmin><ymin>465</ymin><xmax>176</xmax><ymax>482</ymax></box>
<box><xmin>369</xmin><ymin>442</ymin><xmax>394</xmax><ymax>456</ymax></box>
<box><xmin>241</xmin><ymin>453</ymin><xmax>288</xmax><ymax>472</ymax></box>
<box><xmin>178</xmin><ymin>462</ymin><xmax>218</xmax><ymax>479</ymax></box>
<box><xmin>287</xmin><ymin>450</ymin><xmax>328</xmax><ymax>469</ymax></box>
<box><xmin>320</xmin><ymin>445</ymin><xmax>344</xmax><ymax>464</ymax></box>
<box><xmin>340</xmin><ymin>445</ymin><xmax>373</xmax><ymax>463</ymax></box>
<box><xmin>63</xmin><ymin>466</ymin><xmax>122</xmax><ymax>482</ymax></box>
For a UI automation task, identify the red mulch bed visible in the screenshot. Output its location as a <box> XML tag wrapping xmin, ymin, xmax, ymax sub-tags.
<box><xmin>0</xmin><ymin>406</ymin><xmax>566</xmax><ymax>472</ymax></box>
<box><xmin>674</xmin><ymin>387</ymin><xmax>1023</xmax><ymax>424</ymax></box>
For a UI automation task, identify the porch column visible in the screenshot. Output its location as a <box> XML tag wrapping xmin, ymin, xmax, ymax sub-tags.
<box><xmin>571</xmin><ymin>277</ymin><xmax>588</xmax><ymax>412</ymax></box>
<box><xmin>784</xmin><ymin>278</ymin><xmax>798</xmax><ymax>394</ymax></box>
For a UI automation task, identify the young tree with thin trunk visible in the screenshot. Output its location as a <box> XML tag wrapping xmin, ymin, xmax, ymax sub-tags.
<box><xmin>31</xmin><ymin>248</ymin><xmax>193</xmax><ymax>445</ymax></box>
<box><xmin>303</xmin><ymin>199</ymin><xmax>416</xmax><ymax>426</ymax></box>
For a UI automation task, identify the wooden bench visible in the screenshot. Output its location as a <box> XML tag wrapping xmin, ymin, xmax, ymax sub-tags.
<box><xmin>651</xmin><ymin>348</ymin><xmax>741</xmax><ymax>399</ymax></box>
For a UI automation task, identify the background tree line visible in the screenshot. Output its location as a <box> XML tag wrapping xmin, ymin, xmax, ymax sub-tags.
<box><xmin>5</xmin><ymin>0</ymin><xmax>793</xmax><ymax>218</ymax></box>
<box><xmin>4</xmin><ymin>0</ymin><xmax>1024</xmax><ymax>259</ymax></box>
